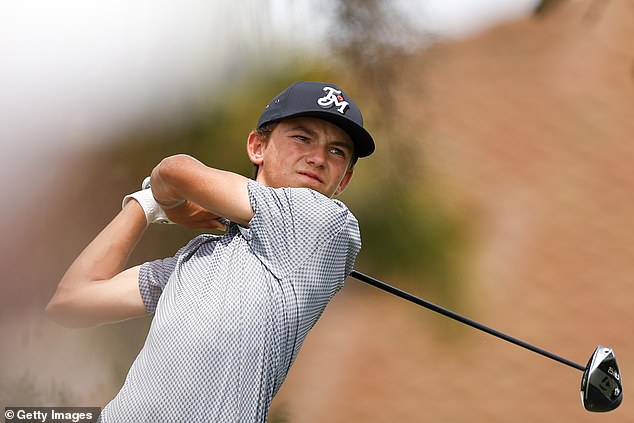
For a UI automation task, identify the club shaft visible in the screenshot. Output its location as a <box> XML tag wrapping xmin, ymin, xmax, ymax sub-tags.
<box><xmin>350</xmin><ymin>270</ymin><xmax>585</xmax><ymax>372</ymax></box>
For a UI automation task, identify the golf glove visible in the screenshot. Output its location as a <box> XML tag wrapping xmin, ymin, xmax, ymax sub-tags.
<box><xmin>122</xmin><ymin>177</ymin><xmax>174</xmax><ymax>225</ymax></box>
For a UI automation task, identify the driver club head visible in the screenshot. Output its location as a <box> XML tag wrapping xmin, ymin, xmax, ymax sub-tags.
<box><xmin>581</xmin><ymin>345</ymin><xmax>623</xmax><ymax>412</ymax></box>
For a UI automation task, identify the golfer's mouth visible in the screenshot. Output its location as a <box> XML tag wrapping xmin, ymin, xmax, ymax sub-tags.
<box><xmin>298</xmin><ymin>171</ymin><xmax>323</xmax><ymax>184</ymax></box>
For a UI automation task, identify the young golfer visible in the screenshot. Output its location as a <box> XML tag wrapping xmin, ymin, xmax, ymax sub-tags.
<box><xmin>46</xmin><ymin>81</ymin><xmax>375</xmax><ymax>422</ymax></box>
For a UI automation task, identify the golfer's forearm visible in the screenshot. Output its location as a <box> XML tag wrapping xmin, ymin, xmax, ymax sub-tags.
<box><xmin>46</xmin><ymin>202</ymin><xmax>147</xmax><ymax>321</ymax></box>
<box><xmin>151</xmin><ymin>154</ymin><xmax>253</xmax><ymax>226</ymax></box>
<box><xmin>66</xmin><ymin>202</ymin><xmax>147</xmax><ymax>281</ymax></box>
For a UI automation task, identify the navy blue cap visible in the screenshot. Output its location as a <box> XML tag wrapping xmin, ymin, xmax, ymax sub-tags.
<box><xmin>257</xmin><ymin>81</ymin><xmax>375</xmax><ymax>158</ymax></box>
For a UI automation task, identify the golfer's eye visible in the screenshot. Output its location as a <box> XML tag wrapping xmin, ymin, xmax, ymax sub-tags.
<box><xmin>330</xmin><ymin>147</ymin><xmax>345</xmax><ymax>157</ymax></box>
<box><xmin>294</xmin><ymin>135</ymin><xmax>309</xmax><ymax>143</ymax></box>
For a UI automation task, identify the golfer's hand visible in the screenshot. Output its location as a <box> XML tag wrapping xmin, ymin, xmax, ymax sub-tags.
<box><xmin>163</xmin><ymin>201</ymin><xmax>227</xmax><ymax>230</ymax></box>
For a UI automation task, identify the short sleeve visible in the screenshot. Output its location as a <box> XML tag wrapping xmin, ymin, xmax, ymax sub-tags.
<box><xmin>138</xmin><ymin>236</ymin><xmax>208</xmax><ymax>314</ymax></box>
<box><xmin>245</xmin><ymin>180</ymin><xmax>360</xmax><ymax>279</ymax></box>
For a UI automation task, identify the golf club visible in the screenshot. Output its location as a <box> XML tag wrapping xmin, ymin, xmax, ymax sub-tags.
<box><xmin>349</xmin><ymin>270</ymin><xmax>623</xmax><ymax>412</ymax></box>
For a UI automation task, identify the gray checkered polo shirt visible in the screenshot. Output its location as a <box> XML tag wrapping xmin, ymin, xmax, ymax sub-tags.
<box><xmin>99</xmin><ymin>180</ymin><xmax>361</xmax><ymax>422</ymax></box>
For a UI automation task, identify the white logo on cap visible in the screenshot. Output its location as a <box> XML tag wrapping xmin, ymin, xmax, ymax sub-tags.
<box><xmin>317</xmin><ymin>87</ymin><xmax>349</xmax><ymax>114</ymax></box>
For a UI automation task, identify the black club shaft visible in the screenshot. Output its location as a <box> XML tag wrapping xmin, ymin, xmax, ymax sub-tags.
<box><xmin>349</xmin><ymin>270</ymin><xmax>585</xmax><ymax>372</ymax></box>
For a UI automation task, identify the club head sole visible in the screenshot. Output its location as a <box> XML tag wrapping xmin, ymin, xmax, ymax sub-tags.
<box><xmin>581</xmin><ymin>345</ymin><xmax>623</xmax><ymax>412</ymax></box>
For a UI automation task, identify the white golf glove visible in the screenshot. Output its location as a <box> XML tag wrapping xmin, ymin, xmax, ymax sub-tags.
<box><xmin>122</xmin><ymin>177</ymin><xmax>175</xmax><ymax>225</ymax></box>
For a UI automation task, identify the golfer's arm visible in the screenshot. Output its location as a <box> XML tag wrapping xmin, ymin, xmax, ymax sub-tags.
<box><xmin>151</xmin><ymin>154</ymin><xmax>254</xmax><ymax>227</ymax></box>
<box><xmin>46</xmin><ymin>202</ymin><xmax>149</xmax><ymax>328</ymax></box>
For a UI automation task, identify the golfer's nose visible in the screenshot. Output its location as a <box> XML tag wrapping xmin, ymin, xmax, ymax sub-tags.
<box><xmin>305</xmin><ymin>145</ymin><xmax>327</xmax><ymax>167</ymax></box>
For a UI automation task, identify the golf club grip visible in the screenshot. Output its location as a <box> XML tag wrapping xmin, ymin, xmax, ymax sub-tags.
<box><xmin>349</xmin><ymin>270</ymin><xmax>585</xmax><ymax>372</ymax></box>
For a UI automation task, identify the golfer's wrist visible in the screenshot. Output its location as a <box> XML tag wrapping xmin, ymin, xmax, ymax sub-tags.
<box><xmin>122</xmin><ymin>183</ymin><xmax>173</xmax><ymax>225</ymax></box>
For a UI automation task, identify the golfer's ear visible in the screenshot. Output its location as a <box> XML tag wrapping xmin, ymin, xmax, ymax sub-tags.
<box><xmin>247</xmin><ymin>131</ymin><xmax>265</xmax><ymax>166</ymax></box>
